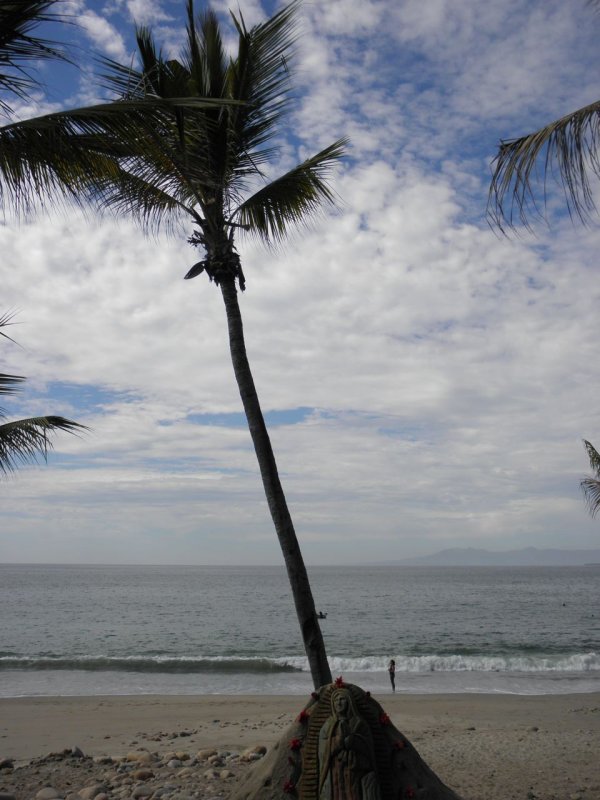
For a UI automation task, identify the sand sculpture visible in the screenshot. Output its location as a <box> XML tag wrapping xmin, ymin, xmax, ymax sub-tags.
<box><xmin>231</xmin><ymin>680</ymin><xmax>462</xmax><ymax>800</ymax></box>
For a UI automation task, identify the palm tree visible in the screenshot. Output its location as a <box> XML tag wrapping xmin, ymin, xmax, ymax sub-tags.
<box><xmin>488</xmin><ymin>2</ymin><xmax>600</xmax><ymax>229</ymax></box>
<box><xmin>0</xmin><ymin>313</ymin><xmax>86</xmax><ymax>475</ymax></box>
<box><xmin>111</xmin><ymin>0</ymin><xmax>343</xmax><ymax>689</ymax></box>
<box><xmin>581</xmin><ymin>439</ymin><xmax>600</xmax><ymax>517</ymax></box>
<box><xmin>95</xmin><ymin>0</ymin><xmax>344</xmax><ymax>689</ymax></box>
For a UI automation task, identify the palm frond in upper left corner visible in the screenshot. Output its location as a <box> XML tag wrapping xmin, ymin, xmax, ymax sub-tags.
<box><xmin>0</xmin><ymin>0</ymin><xmax>71</xmax><ymax>111</ymax></box>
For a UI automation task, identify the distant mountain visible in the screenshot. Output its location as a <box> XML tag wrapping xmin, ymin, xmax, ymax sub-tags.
<box><xmin>393</xmin><ymin>547</ymin><xmax>600</xmax><ymax>567</ymax></box>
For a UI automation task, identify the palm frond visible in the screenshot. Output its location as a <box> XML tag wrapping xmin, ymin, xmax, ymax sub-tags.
<box><xmin>234</xmin><ymin>138</ymin><xmax>348</xmax><ymax>242</ymax></box>
<box><xmin>488</xmin><ymin>99</ymin><xmax>600</xmax><ymax>229</ymax></box>
<box><xmin>580</xmin><ymin>439</ymin><xmax>600</xmax><ymax>518</ymax></box>
<box><xmin>583</xmin><ymin>439</ymin><xmax>600</xmax><ymax>475</ymax></box>
<box><xmin>0</xmin><ymin>95</ymin><xmax>225</xmax><ymax>215</ymax></box>
<box><xmin>582</xmin><ymin>476</ymin><xmax>600</xmax><ymax>518</ymax></box>
<box><xmin>91</xmin><ymin>165</ymin><xmax>191</xmax><ymax>234</ymax></box>
<box><xmin>0</xmin><ymin>372</ymin><xmax>25</xmax><ymax>395</ymax></box>
<box><xmin>0</xmin><ymin>309</ymin><xmax>19</xmax><ymax>344</ymax></box>
<box><xmin>0</xmin><ymin>415</ymin><xmax>86</xmax><ymax>474</ymax></box>
<box><xmin>226</xmin><ymin>1</ymin><xmax>298</xmax><ymax>159</ymax></box>
<box><xmin>0</xmin><ymin>0</ymin><xmax>71</xmax><ymax>112</ymax></box>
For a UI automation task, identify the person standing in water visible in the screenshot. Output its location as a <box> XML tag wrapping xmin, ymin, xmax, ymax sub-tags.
<box><xmin>387</xmin><ymin>659</ymin><xmax>396</xmax><ymax>692</ymax></box>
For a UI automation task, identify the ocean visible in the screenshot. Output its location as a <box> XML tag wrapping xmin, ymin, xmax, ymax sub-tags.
<box><xmin>1</xmin><ymin>564</ymin><xmax>599</xmax><ymax>697</ymax></box>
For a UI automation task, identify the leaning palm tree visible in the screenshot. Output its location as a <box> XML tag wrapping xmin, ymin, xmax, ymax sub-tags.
<box><xmin>0</xmin><ymin>314</ymin><xmax>85</xmax><ymax>475</ymax></box>
<box><xmin>103</xmin><ymin>0</ymin><xmax>344</xmax><ymax>689</ymax></box>
<box><xmin>4</xmin><ymin>0</ymin><xmax>342</xmax><ymax>688</ymax></box>
<box><xmin>488</xmin><ymin>2</ymin><xmax>600</xmax><ymax>229</ymax></box>
<box><xmin>581</xmin><ymin>439</ymin><xmax>600</xmax><ymax>517</ymax></box>
<box><xmin>93</xmin><ymin>0</ymin><xmax>344</xmax><ymax>689</ymax></box>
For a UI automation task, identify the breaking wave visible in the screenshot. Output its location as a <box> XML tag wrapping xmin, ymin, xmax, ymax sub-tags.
<box><xmin>0</xmin><ymin>656</ymin><xmax>300</xmax><ymax>674</ymax></box>
<box><xmin>1</xmin><ymin>652</ymin><xmax>598</xmax><ymax>674</ymax></box>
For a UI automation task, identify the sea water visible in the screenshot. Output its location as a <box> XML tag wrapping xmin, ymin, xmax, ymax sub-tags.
<box><xmin>1</xmin><ymin>564</ymin><xmax>599</xmax><ymax>696</ymax></box>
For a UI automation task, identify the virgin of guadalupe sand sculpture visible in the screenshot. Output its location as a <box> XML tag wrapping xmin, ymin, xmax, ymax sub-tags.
<box><xmin>230</xmin><ymin>681</ymin><xmax>463</xmax><ymax>800</ymax></box>
<box><xmin>317</xmin><ymin>687</ymin><xmax>382</xmax><ymax>800</ymax></box>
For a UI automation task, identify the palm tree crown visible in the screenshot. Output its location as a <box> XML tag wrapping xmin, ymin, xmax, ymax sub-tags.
<box><xmin>72</xmin><ymin>0</ymin><xmax>345</xmax><ymax>688</ymax></box>
<box><xmin>90</xmin><ymin>0</ymin><xmax>346</xmax><ymax>266</ymax></box>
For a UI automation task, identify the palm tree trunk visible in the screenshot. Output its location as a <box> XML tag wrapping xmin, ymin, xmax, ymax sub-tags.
<box><xmin>220</xmin><ymin>276</ymin><xmax>332</xmax><ymax>690</ymax></box>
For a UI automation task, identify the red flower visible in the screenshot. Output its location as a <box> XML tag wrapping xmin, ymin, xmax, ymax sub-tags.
<box><xmin>297</xmin><ymin>710</ymin><xmax>309</xmax><ymax>724</ymax></box>
<box><xmin>379</xmin><ymin>712</ymin><xmax>390</xmax><ymax>726</ymax></box>
<box><xmin>289</xmin><ymin>738</ymin><xmax>302</xmax><ymax>751</ymax></box>
<box><xmin>394</xmin><ymin>739</ymin><xmax>406</xmax><ymax>750</ymax></box>
<box><xmin>283</xmin><ymin>779</ymin><xmax>296</xmax><ymax>794</ymax></box>
<box><xmin>334</xmin><ymin>675</ymin><xmax>344</xmax><ymax>687</ymax></box>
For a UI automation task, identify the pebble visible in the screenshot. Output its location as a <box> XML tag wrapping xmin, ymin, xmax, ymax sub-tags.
<box><xmin>1</xmin><ymin>745</ymin><xmax>268</xmax><ymax>800</ymax></box>
<box><xmin>131</xmin><ymin>786</ymin><xmax>153</xmax><ymax>798</ymax></box>
<box><xmin>131</xmin><ymin>770</ymin><xmax>154</xmax><ymax>781</ymax></box>
<box><xmin>127</xmin><ymin>752</ymin><xmax>154</xmax><ymax>764</ymax></box>
<box><xmin>79</xmin><ymin>785</ymin><xmax>107</xmax><ymax>800</ymax></box>
<box><xmin>196</xmin><ymin>749</ymin><xmax>216</xmax><ymax>760</ymax></box>
<box><xmin>36</xmin><ymin>789</ymin><xmax>62</xmax><ymax>800</ymax></box>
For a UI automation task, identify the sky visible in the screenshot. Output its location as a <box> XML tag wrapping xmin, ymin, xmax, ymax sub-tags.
<box><xmin>2</xmin><ymin>0</ymin><xmax>600</xmax><ymax>565</ymax></box>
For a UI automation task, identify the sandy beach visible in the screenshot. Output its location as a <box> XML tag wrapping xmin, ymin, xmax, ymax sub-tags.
<box><xmin>1</xmin><ymin>692</ymin><xmax>599</xmax><ymax>799</ymax></box>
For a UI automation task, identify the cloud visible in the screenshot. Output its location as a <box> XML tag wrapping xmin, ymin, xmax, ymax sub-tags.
<box><xmin>78</xmin><ymin>10</ymin><xmax>129</xmax><ymax>60</ymax></box>
<box><xmin>2</xmin><ymin>0</ymin><xmax>600</xmax><ymax>564</ymax></box>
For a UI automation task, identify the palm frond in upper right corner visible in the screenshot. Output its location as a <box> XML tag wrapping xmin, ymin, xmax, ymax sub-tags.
<box><xmin>488</xmin><ymin>99</ymin><xmax>600</xmax><ymax>230</ymax></box>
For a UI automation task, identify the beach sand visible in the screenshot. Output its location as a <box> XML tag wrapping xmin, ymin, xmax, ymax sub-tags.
<box><xmin>1</xmin><ymin>692</ymin><xmax>599</xmax><ymax>799</ymax></box>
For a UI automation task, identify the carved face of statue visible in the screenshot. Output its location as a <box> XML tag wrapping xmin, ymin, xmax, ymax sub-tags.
<box><xmin>333</xmin><ymin>690</ymin><xmax>350</xmax><ymax>717</ymax></box>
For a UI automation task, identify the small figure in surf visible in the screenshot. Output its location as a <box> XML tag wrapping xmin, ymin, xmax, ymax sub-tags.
<box><xmin>388</xmin><ymin>659</ymin><xmax>395</xmax><ymax>692</ymax></box>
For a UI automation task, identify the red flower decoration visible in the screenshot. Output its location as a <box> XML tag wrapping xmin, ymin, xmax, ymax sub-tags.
<box><xmin>379</xmin><ymin>712</ymin><xmax>390</xmax><ymax>726</ymax></box>
<box><xmin>394</xmin><ymin>739</ymin><xmax>406</xmax><ymax>750</ymax></box>
<box><xmin>405</xmin><ymin>787</ymin><xmax>415</xmax><ymax>798</ymax></box>
<box><xmin>283</xmin><ymin>779</ymin><xmax>296</xmax><ymax>794</ymax></box>
<box><xmin>334</xmin><ymin>675</ymin><xmax>344</xmax><ymax>687</ymax></box>
<box><xmin>297</xmin><ymin>710</ymin><xmax>309</xmax><ymax>724</ymax></box>
<box><xmin>289</xmin><ymin>738</ymin><xmax>302</xmax><ymax>751</ymax></box>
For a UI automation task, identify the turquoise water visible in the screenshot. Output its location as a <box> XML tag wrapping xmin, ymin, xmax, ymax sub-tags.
<box><xmin>1</xmin><ymin>564</ymin><xmax>599</xmax><ymax>696</ymax></box>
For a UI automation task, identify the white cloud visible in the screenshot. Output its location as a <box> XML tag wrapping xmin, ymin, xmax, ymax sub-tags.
<box><xmin>3</xmin><ymin>0</ymin><xmax>600</xmax><ymax>564</ymax></box>
<box><xmin>78</xmin><ymin>10</ymin><xmax>129</xmax><ymax>60</ymax></box>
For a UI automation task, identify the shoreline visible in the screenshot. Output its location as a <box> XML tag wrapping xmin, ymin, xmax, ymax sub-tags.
<box><xmin>2</xmin><ymin>691</ymin><xmax>600</xmax><ymax>758</ymax></box>
<box><xmin>2</xmin><ymin>692</ymin><xmax>600</xmax><ymax>799</ymax></box>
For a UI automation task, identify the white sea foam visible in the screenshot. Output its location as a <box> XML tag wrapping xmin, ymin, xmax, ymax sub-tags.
<box><xmin>278</xmin><ymin>652</ymin><xmax>600</xmax><ymax>674</ymax></box>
